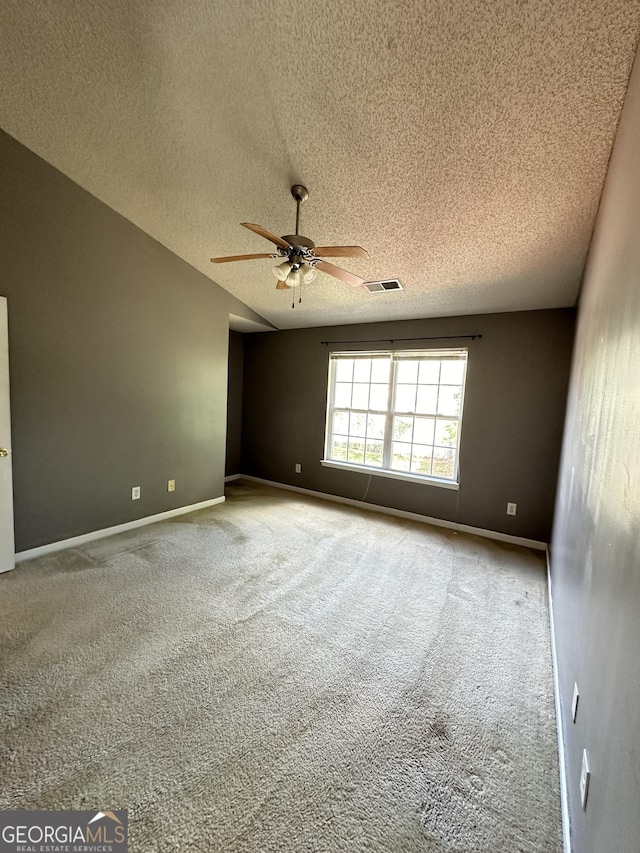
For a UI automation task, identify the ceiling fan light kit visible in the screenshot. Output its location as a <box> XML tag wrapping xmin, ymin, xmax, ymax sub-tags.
<box><xmin>301</xmin><ymin>263</ymin><xmax>317</xmax><ymax>284</ymax></box>
<box><xmin>210</xmin><ymin>185</ymin><xmax>371</xmax><ymax>302</ymax></box>
<box><xmin>287</xmin><ymin>268</ymin><xmax>302</xmax><ymax>288</ymax></box>
<box><xmin>272</xmin><ymin>260</ymin><xmax>293</xmax><ymax>281</ymax></box>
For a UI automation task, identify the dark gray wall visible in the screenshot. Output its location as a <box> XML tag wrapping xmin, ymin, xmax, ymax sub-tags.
<box><xmin>242</xmin><ymin>308</ymin><xmax>575</xmax><ymax>542</ymax></box>
<box><xmin>225</xmin><ymin>331</ymin><xmax>244</xmax><ymax>476</ymax></box>
<box><xmin>551</xmin><ymin>47</ymin><xmax>640</xmax><ymax>853</ymax></box>
<box><xmin>0</xmin><ymin>130</ymin><xmax>261</xmax><ymax>551</ymax></box>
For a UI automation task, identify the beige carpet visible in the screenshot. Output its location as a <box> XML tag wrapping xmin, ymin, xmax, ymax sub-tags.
<box><xmin>0</xmin><ymin>480</ymin><xmax>562</xmax><ymax>852</ymax></box>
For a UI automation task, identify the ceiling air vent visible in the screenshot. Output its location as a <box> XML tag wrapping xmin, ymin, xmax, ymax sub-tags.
<box><xmin>364</xmin><ymin>279</ymin><xmax>403</xmax><ymax>293</ymax></box>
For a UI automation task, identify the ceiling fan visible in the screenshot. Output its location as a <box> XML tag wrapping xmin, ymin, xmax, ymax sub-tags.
<box><xmin>210</xmin><ymin>185</ymin><xmax>369</xmax><ymax>292</ymax></box>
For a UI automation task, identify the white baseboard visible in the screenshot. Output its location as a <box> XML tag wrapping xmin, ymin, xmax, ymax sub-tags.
<box><xmin>224</xmin><ymin>474</ymin><xmax>242</xmax><ymax>482</ymax></box>
<box><xmin>546</xmin><ymin>546</ymin><xmax>572</xmax><ymax>853</ymax></box>
<box><xmin>234</xmin><ymin>475</ymin><xmax>547</xmax><ymax>551</ymax></box>
<box><xmin>15</xmin><ymin>496</ymin><xmax>226</xmax><ymax>563</ymax></box>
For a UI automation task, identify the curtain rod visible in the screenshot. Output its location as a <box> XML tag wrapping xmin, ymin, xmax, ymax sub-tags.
<box><xmin>320</xmin><ymin>334</ymin><xmax>482</xmax><ymax>345</ymax></box>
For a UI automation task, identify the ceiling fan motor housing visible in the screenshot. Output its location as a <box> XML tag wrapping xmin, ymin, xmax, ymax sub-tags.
<box><xmin>281</xmin><ymin>233</ymin><xmax>316</xmax><ymax>269</ymax></box>
<box><xmin>282</xmin><ymin>235</ymin><xmax>315</xmax><ymax>250</ymax></box>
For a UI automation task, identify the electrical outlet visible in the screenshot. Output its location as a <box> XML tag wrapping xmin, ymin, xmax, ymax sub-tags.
<box><xmin>167</xmin><ymin>479</ymin><xmax>176</xmax><ymax>492</ymax></box>
<box><xmin>131</xmin><ymin>486</ymin><xmax>141</xmax><ymax>500</ymax></box>
<box><xmin>506</xmin><ymin>502</ymin><xmax>517</xmax><ymax>516</ymax></box>
<box><xmin>572</xmin><ymin>683</ymin><xmax>579</xmax><ymax>723</ymax></box>
<box><xmin>295</xmin><ymin>463</ymin><xmax>301</xmax><ymax>474</ymax></box>
<box><xmin>580</xmin><ymin>749</ymin><xmax>591</xmax><ymax>810</ymax></box>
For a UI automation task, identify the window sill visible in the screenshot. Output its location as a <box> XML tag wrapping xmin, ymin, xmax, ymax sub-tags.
<box><xmin>320</xmin><ymin>459</ymin><xmax>460</xmax><ymax>490</ymax></box>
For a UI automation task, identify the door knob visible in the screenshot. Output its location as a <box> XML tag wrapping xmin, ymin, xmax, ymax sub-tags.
<box><xmin>0</xmin><ymin>448</ymin><xmax>8</xmax><ymax>457</ymax></box>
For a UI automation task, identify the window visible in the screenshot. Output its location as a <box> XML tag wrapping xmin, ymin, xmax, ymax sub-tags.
<box><xmin>323</xmin><ymin>349</ymin><xmax>467</xmax><ymax>486</ymax></box>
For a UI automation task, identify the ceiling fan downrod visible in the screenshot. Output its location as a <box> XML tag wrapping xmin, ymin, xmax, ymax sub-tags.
<box><xmin>291</xmin><ymin>184</ymin><xmax>308</xmax><ymax>238</ymax></box>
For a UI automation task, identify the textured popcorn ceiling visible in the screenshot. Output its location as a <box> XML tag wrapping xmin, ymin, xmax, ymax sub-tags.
<box><xmin>1</xmin><ymin>1</ymin><xmax>639</xmax><ymax>330</ymax></box>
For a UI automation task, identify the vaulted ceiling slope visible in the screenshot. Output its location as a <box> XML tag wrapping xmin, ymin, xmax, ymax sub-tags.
<box><xmin>1</xmin><ymin>1</ymin><xmax>639</xmax><ymax>330</ymax></box>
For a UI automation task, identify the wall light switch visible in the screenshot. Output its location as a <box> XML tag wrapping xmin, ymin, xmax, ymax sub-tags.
<box><xmin>580</xmin><ymin>749</ymin><xmax>591</xmax><ymax>810</ymax></box>
<box><xmin>295</xmin><ymin>463</ymin><xmax>302</xmax><ymax>474</ymax></box>
<box><xmin>131</xmin><ymin>486</ymin><xmax>141</xmax><ymax>500</ymax></box>
<box><xmin>168</xmin><ymin>479</ymin><xmax>176</xmax><ymax>492</ymax></box>
<box><xmin>507</xmin><ymin>502</ymin><xmax>517</xmax><ymax>516</ymax></box>
<box><xmin>572</xmin><ymin>682</ymin><xmax>579</xmax><ymax>723</ymax></box>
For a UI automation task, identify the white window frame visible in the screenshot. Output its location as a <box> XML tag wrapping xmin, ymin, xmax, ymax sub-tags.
<box><xmin>322</xmin><ymin>349</ymin><xmax>468</xmax><ymax>489</ymax></box>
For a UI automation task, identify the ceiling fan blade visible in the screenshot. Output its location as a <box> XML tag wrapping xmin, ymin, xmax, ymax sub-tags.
<box><xmin>314</xmin><ymin>261</ymin><xmax>366</xmax><ymax>288</ymax></box>
<box><xmin>210</xmin><ymin>253</ymin><xmax>279</xmax><ymax>263</ymax></box>
<box><xmin>275</xmin><ymin>280</ymin><xmax>291</xmax><ymax>290</ymax></box>
<box><xmin>313</xmin><ymin>246</ymin><xmax>369</xmax><ymax>259</ymax></box>
<box><xmin>241</xmin><ymin>223</ymin><xmax>292</xmax><ymax>250</ymax></box>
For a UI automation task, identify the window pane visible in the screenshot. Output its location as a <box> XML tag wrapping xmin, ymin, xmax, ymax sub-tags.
<box><xmin>419</xmin><ymin>360</ymin><xmax>440</xmax><ymax>384</ymax></box>
<box><xmin>352</xmin><ymin>383</ymin><xmax>370</xmax><ymax>409</ymax></box>
<box><xmin>350</xmin><ymin>412</ymin><xmax>367</xmax><ymax>437</ymax></box>
<box><xmin>413</xmin><ymin>416</ymin><xmax>435</xmax><ymax>445</ymax></box>
<box><xmin>395</xmin><ymin>384</ymin><xmax>416</xmax><ymax>412</ymax></box>
<box><xmin>393</xmin><ymin>416</ymin><xmax>413</xmax><ymax>441</ymax></box>
<box><xmin>369</xmin><ymin>383</ymin><xmax>388</xmax><ymax>410</ymax></box>
<box><xmin>432</xmin><ymin>447</ymin><xmax>455</xmax><ymax>479</ymax></box>
<box><xmin>331</xmin><ymin>437</ymin><xmax>348</xmax><ymax>460</ymax></box>
<box><xmin>396</xmin><ymin>360</ymin><xmax>418</xmax><ymax>383</ymax></box>
<box><xmin>437</xmin><ymin>385</ymin><xmax>462</xmax><ymax>416</ymax></box>
<box><xmin>366</xmin><ymin>414</ymin><xmax>385</xmax><ymax>439</ymax></box>
<box><xmin>416</xmin><ymin>385</ymin><xmax>438</xmax><ymax>414</ymax></box>
<box><xmin>333</xmin><ymin>411</ymin><xmax>349</xmax><ymax>434</ymax></box>
<box><xmin>371</xmin><ymin>359</ymin><xmax>391</xmax><ymax>383</ymax></box>
<box><xmin>348</xmin><ymin>440</ymin><xmax>364</xmax><ymax>464</ymax></box>
<box><xmin>411</xmin><ymin>444</ymin><xmax>433</xmax><ymax>475</ymax></box>
<box><xmin>435</xmin><ymin>419</ymin><xmax>458</xmax><ymax>447</ymax></box>
<box><xmin>353</xmin><ymin>359</ymin><xmax>371</xmax><ymax>382</ymax></box>
<box><xmin>391</xmin><ymin>442</ymin><xmax>411</xmax><ymax>471</ymax></box>
<box><xmin>365</xmin><ymin>441</ymin><xmax>383</xmax><ymax>467</ymax></box>
<box><xmin>440</xmin><ymin>360</ymin><xmax>465</xmax><ymax>384</ymax></box>
<box><xmin>335</xmin><ymin>359</ymin><xmax>354</xmax><ymax>381</ymax></box>
<box><xmin>334</xmin><ymin>382</ymin><xmax>352</xmax><ymax>408</ymax></box>
<box><xmin>327</xmin><ymin>350</ymin><xmax>466</xmax><ymax>483</ymax></box>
